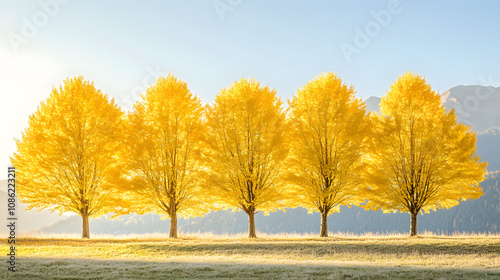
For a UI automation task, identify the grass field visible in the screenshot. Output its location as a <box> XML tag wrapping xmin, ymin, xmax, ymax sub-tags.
<box><xmin>1</xmin><ymin>233</ymin><xmax>500</xmax><ymax>279</ymax></box>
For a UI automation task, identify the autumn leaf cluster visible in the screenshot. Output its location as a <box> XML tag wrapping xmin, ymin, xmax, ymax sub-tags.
<box><xmin>11</xmin><ymin>71</ymin><xmax>487</xmax><ymax>238</ymax></box>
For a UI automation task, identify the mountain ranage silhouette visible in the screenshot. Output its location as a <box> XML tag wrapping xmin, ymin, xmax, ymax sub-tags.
<box><xmin>5</xmin><ymin>85</ymin><xmax>500</xmax><ymax>236</ymax></box>
<box><xmin>367</xmin><ymin>85</ymin><xmax>500</xmax><ymax>134</ymax></box>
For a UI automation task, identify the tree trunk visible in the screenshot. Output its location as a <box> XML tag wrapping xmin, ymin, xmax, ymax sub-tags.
<box><xmin>248</xmin><ymin>211</ymin><xmax>257</xmax><ymax>238</ymax></box>
<box><xmin>169</xmin><ymin>192</ymin><xmax>178</xmax><ymax>238</ymax></box>
<box><xmin>169</xmin><ymin>212</ymin><xmax>178</xmax><ymax>238</ymax></box>
<box><xmin>410</xmin><ymin>212</ymin><xmax>418</xmax><ymax>237</ymax></box>
<box><xmin>81</xmin><ymin>210</ymin><xmax>90</xmax><ymax>239</ymax></box>
<box><xmin>320</xmin><ymin>209</ymin><xmax>329</xmax><ymax>237</ymax></box>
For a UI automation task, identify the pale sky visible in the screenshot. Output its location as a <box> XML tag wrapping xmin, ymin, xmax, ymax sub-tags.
<box><xmin>1</xmin><ymin>0</ymin><xmax>500</xmax><ymax>179</ymax></box>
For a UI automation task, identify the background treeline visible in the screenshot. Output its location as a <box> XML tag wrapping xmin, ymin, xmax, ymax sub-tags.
<box><xmin>32</xmin><ymin>171</ymin><xmax>499</xmax><ymax>235</ymax></box>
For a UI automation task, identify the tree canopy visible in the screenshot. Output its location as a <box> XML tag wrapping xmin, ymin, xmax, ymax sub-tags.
<box><xmin>203</xmin><ymin>78</ymin><xmax>290</xmax><ymax>238</ymax></box>
<box><xmin>122</xmin><ymin>74</ymin><xmax>210</xmax><ymax>238</ymax></box>
<box><xmin>365</xmin><ymin>72</ymin><xmax>487</xmax><ymax>236</ymax></box>
<box><xmin>11</xmin><ymin>72</ymin><xmax>489</xmax><ymax>238</ymax></box>
<box><xmin>285</xmin><ymin>72</ymin><xmax>372</xmax><ymax>237</ymax></box>
<box><xmin>12</xmin><ymin>76</ymin><xmax>124</xmax><ymax>238</ymax></box>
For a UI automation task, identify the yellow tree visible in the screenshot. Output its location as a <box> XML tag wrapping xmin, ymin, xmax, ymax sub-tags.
<box><xmin>365</xmin><ymin>72</ymin><xmax>488</xmax><ymax>236</ymax></box>
<box><xmin>285</xmin><ymin>72</ymin><xmax>371</xmax><ymax>237</ymax></box>
<box><xmin>11</xmin><ymin>76</ymin><xmax>124</xmax><ymax>239</ymax></box>
<box><xmin>204</xmin><ymin>78</ymin><xmax>289</xmax><ymax>238</ymax></box>
<box><xmin>123</xmin><ymin>74</ymin><xmax>209</xmax><ymax>238</ymax></box>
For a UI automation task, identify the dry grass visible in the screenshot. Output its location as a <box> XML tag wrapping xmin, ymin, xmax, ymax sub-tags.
<box><xmin>1</xmin><ymin>232</ymin><xmax>499</xmax><ymax>279</ymax></box>
<box><xmin>20</xmin><ymin>229</ymin><xmax>500</xmax><ymax>240</ymax></box>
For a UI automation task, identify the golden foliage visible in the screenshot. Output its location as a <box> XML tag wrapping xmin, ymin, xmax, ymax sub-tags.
<box><xmin>365</xmin><ymin>72</ymin><xmax>488</xmax><ymax>215</ymax></box>
<box><xmin>11</xmin><ymin>71</ymin><xmax>489</xmax><ymax>238</ymax></box>
<box><xmin>122</xmin><ymin>75</ymin><xmax>210</xmax><ymax>220</ymax></box>
<box><xmin>286</xmin><ymin>72</ymin><xmax>370</xmax><ymax>215</ymax></box>
<box><xmin>285</xmin><ymin>72</ymin><xmax>372</xmax><ymax>216</ymax></box>
<box><xmin>11</xmin><ymin>76</ymin><xmax>124</xmax><ymax>218</ymax></box>
<box><xmin>203</xmin><ymin>78</ymin><xmax>289</xmax><ymax>216</ymax></box>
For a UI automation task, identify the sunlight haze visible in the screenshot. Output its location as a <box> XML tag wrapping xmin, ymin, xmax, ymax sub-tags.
<box><xmin>1</xmin><ymin>0</ymin><xmax>499</xmax><ymax>178</ymax></box>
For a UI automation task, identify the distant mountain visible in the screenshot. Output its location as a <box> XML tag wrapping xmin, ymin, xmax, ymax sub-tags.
<box><xmin>0</xmin><ymin>180</ymin><xmax>67</xmax><ymax>235</ymax></box>
<box><xmin>441</xmin><ymin>85</ymin><xmax>500</xmax><ymax>133</ymax></box>
<box><xmin>35</xmin><ymin>209</ymin><xmax>312</xmax><ymax>236</ymax></box>
<box><xmin>364</xmin><ymin>96</ymin><xmax>381</xmax><ymax>114</ymax></box>
<box><xmin>477</xmin><ymin>127</ymin><xmax>500</xmax><ymax>172</ymax></box>
<box><xmin>36</xmin><ymin>172</ymin><xmax>500</xmax><ymax>236</ymax></box>
<box><xmin>364</xmin><ymin>85</ymin><xmax>500</xmax><ymax>134</ymax></box>
<box><xmin>35</xmin><ymin>213</ymin><xmax>182</xmax><ymax>236</ymax></box>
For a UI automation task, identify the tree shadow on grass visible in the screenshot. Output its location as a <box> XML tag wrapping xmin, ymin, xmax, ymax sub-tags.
<box><xmin>3</xmin><ymin>257</ymin><xmax>499</xmax><ymax>280</ymax></box>
<box><xmin>127</xmin><ymin>240</ymin><xmax>500</xmax><ymax>257</ymax></box>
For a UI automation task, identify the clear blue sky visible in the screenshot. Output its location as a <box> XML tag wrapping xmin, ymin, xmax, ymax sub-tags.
<box><xmin>1</xmin><ymin>0</ymin><xmax>500</xmax><ymax>178</ymax></box>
